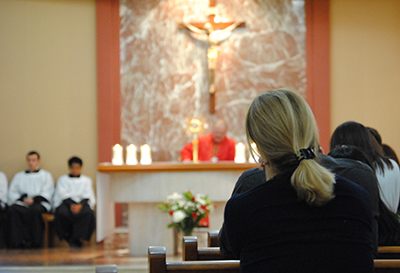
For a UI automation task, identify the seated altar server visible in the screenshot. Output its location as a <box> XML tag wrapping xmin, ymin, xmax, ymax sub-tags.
<box><xmin>0</xmin><ymin>171</ymin><xmax>7</xmax><ymax>248</ymax></box>
<box><xmin>7</xmin><ymin>151</ymin><xmax>54</xmax><ymax>248</ymax></box>
<box><xmin>181</xmin><ymin>119</ymin><xmax>235</xmax><ymax>161</ymax></box>
<box><xmin>0</xmin><ymin>171</ymin><xmax>7</xmax><ymax>212</ymax></box>
<box><xmin>53</xmin><ymin>156</ymin><xmax>96</xmax><ymax>248</ymax></box>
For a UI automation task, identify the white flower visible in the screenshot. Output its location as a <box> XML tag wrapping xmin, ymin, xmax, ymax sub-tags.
<box><xmin>167</xmin><ymin>192</ymin><xmax>183</xmax><ymax>202</ymax></box>
<box><xmin>172</xmin><ymin>210</ymin><xmax>186</xmax><ymax>223</ymax></box>
<box><xmin>195</xmin><ymin>194</ymin><xmax>207</xmax><ymax>205</ymax></box>
<box><xmin>178</xmin><ymin>200</ymin><xmax>187</xmax><ymax>208</ymax></box>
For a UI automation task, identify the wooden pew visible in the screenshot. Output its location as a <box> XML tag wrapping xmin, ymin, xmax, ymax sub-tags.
<box><xmin>378</xmin><ymin>246</ymin><xmax>400</xmax><ymax>259</ymax></box>
<box><xmin>375</xmin><ymin>260</ymin><xmax>400</xmax><ymax>272</ymax></box>
<box><xmin>207</xmin><ymin>230</ymin><xmax>219</xmax><ymax>247</ymax></box>
<box><xmin>151</xmin><ymin>245</ymin><xmax>400</xmax><ymax>273</ymax></box>
<box><xmin>149</xmin><ymin>246</ymin><xmax>240</xmax><ymax>273</ymax></box>
<box><xmin>183</xmin><ymin>236</ymin><xmax>223</xmax><ymax>261</ymax></box>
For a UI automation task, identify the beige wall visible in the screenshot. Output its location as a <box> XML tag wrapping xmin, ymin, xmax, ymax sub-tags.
<box><xmin>330</xmin><ymin>0</ymin><xmax>400</xmax><ymax>154</ymax></box>
<box><xmin>1</xmin><ymin>0</ymin><xmax>400</xmax><ymax>185</ymax></box>
<box><xmin>0</xmin><ymin>0</ymin><xmax>97</xmax><ymax>183</ymax></box>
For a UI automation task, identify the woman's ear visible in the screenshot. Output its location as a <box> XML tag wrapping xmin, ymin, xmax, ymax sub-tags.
<box><xmin>258</xmin><ymin>158</ymin><xmax>268</xmax><ymax>171</ymax></box>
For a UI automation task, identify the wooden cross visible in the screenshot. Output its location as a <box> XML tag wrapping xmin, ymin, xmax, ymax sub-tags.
<box><xmin>179</xmin><ymin>0</ymin><xmax>246</xmax><ymax>114</ymax></box>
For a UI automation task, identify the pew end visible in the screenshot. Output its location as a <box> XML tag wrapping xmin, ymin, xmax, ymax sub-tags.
<box><xmin>183</xmin><ymin>236</ymin><xmax>223</xmax><ymax>261</ymax></box>
<box><xmin>207</xmin><ymin>230</ymin><xmax>219</xmax><ymax>247</ymax></box>
<box><xmin>149</xmin><ymin>246</ymin><xmax>240</xmax><ymax>273</ymax></box>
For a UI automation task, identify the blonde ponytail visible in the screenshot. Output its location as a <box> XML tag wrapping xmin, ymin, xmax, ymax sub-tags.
<box><xmin>246</xmin><ymin>89</ymin><xmax>336</xmax><ymax>206</ymax></box>
<box><xmin>292</xmin><ymin>157</ymin><xmax>335</xmax><ymax>206</ymax></box>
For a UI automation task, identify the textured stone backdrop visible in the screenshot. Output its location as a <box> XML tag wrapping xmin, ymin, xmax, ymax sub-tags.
<box><xmin>120</xmin><ymin>0</ymin><xmax>305</xmax><ymax>161</ymax></box>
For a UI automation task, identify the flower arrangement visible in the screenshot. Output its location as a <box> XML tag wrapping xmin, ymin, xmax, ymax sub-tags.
<box><xmin>158</xmin><ymin>191</ymin><xmax>214</xmax><ymax>236</ymax></box>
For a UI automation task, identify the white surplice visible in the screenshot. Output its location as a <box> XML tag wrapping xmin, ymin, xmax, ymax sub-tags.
<box><xmin>53</xmin><ymin>174</ymin><xmax>96</xmax><ymax>210</ymax></box>
<box><xmin>8</xmin><ymin>169</ymin><xmax>54</xmax><ymax>211</ymax></box>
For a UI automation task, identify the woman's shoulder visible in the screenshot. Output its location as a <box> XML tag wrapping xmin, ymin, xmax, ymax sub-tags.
<box><xmin>333</xmin><ymin>175</ymin><xmax>372</xmax><ymax>207</ymax></box>
<box><xmin>228</xmin><ymin>174</ymin><xmax>291</xmax><ymax>208</ymax></box>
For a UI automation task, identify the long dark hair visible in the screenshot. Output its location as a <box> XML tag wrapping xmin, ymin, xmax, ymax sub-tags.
<box><xmin>328</xmin><ymin>144</ymin><xmax>400</xmax><ymax>246</ymax></box>
<box><xmin>330</xmin><ymin>121</ymin><xmax>393</xmax><ymax>173</ymax></box>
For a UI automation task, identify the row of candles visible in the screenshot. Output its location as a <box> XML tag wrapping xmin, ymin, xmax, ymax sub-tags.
<box><xmin>112</xmin><ymin>144</ymin><xmax>152</xmax><ymax>165</ymax></box>
<box><xmin>111</xmin><ymin>143</ymin><xmax>259</xmax><ymax>165</ymax></box>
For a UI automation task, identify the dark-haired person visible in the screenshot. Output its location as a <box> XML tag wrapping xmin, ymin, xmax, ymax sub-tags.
<box><xmin>53</xmin><ymin>156</ymin><xmax>96</xmax><ymax>248</ymax></box>
<box><xmin>382</xmin><ymin>144</ymin><xmax>400</xmax><ymax>166</ymax></box>
<box><xmin>328</xmin><ymin>145</ymin><xmax>400</xmax><ymax>246</ymax></box>
<box><xmin>0</xmin><ymin>171</ymin><xmax>7</xmax><ymax>212</ymax></box>
<box><xmin>331</xmin><ymin>121</ymin><xmax>400</xmax><ymax>214</ymax></box>
<box><xmin>6</xmin><ymin>151</ymin><xmax>54</xmax><ymax>248</ymax></box>
<box><xmin>0</xmin><ymin>171</ymin><xmax>7</xmax><ymax>248</ymax></box>
<box><xmin>223</xmin><ymin>90</ymin><xmax>374</xmax><ymax>272</ymax></box>
<box><xmin>367</xmin><ymin>127</ymin><xmax>400</xmax><ymax>165</ymax></box>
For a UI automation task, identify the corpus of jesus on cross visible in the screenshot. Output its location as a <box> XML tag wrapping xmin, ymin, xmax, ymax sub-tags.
<box><xmin>179</xmin><ymin>0</ymin><xmax>246</xmax><ymax>114</ymax></box>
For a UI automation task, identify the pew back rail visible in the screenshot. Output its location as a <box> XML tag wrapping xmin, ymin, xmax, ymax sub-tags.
<box><xmin>149</xmin><ymin>246</ymin><xmax>240</xmax><ymax>273</ymax></box>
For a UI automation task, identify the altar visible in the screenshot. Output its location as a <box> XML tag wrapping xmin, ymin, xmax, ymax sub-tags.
<box><xmin>96</xmin><ymin>161</ymin><xmax>256</xmax><ymax>256</ymax></box>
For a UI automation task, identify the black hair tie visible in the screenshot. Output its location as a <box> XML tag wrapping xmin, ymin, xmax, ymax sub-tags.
<box><xmin>298</xmin><ymin>148</ymin><xmax>316</xmax><ymax>163</ymax></box>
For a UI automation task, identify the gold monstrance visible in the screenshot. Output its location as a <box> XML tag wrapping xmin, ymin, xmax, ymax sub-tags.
<box><xmin>188</xmin><ymin>118</ymin><xmax>203</xmax><ymax>163</ymax></box>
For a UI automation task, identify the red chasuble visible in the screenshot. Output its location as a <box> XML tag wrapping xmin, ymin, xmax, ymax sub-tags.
<box><xmin>180</xmin><ymin>133</ymin><xmax>235</xmax><ymax>161</ymax></box>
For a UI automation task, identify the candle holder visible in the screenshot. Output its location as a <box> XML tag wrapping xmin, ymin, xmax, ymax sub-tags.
<box><xmin>112</xmin><ymin>144</ymin><xmax>123</xmax><ymax>165</ymax></box>
<box><xmin>126</xmin><ymin>144</ymin><xmax>138</xmax><ymax>165</ymax></box>
<box><xmin>234</xmin><ymin>142</ymin><xmax>246</xmax><ymax>163</ymax></box>
<box><xmin>140</xmin><ymin>144</ymin><xmax>152</xmax><ymax>165</ymax></box>
<box><xmin>249</xmin><ymin>143</ymin><xmax>260</xmax><ymax>163</ymax></box>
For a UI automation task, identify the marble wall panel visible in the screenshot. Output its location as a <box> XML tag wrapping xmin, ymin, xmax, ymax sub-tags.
<box><xmin>120</xmin><ymin>0</ymin><xmax>305</xmax><ymax>161</ymax></box>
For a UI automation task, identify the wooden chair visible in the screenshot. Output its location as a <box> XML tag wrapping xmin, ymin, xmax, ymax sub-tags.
<box><xmin>149</xmin><ymin>246</ymin><xmax>240</xmax><ymax>273</ymax></box>
<box><xmin>183</xmin><ymin>236</ymin><xmax>223</xmax><ymax>261</ymax></box>
<box><xmin>207</xmin><ymin>230</ymin><xmax>219</xmax><ymax>247</ymax></box>
<box><xmin>42</xmin><ymin>212</ymin><xmax>55</xmax><ymax>248</ymax></box>
<box><xmin>378</xmin><ymin>246</ymin><xmax>400</xmax><ymax>259</ymax></box>
<box><xmin>375</xmin><ymin>259</ymin><xmax>400</xmax><ymax>272</ymax></box>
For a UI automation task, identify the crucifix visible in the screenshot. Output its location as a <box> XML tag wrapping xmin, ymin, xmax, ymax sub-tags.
<box><xmin>179</xmin><ymin>0</ymin><xmax>246</xmax><ymax>114</ymax></box>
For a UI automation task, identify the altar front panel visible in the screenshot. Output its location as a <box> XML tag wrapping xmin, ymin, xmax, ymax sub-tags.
<box><xmin>96</xmin><ymin>162</ymin><xmax>256</xmax><ymax>256</ymax></box>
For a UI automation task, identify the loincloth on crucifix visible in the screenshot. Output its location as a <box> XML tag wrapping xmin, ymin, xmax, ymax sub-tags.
<box><xmin>179</xmin><ymin>0</ymin><xmax>245</xmax><ymax>114</ymax></box>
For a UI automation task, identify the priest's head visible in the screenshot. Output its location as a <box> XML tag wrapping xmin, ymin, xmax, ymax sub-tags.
<box><xmin>26</xmin><ymin>151</ymin><xmax>40</xmax><ymax>171</ymax></box>
<box><xmin>212</xmin><ymin>119</ymin><xmax>228</xmax><ymax>144</ymax></box>
<box><xmin>68</xmin><ymin>156</ymin><xmax>83</xmax><ymax>177</ymax></box>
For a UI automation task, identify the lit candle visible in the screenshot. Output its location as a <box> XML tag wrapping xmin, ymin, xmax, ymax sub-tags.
<box><xmin>126</xmin><ymin>144</ymin><xmax>138</xmax><ymax>165</ymax></box>
<box><xmin>140</xmin><ymin>144</ymin><xmax>152</xmax><ymax>165</ymax></box>
<box><xmin>249</xmin><ymin>143</ymin><xmax>260</xmax><ymax>163</ymax></box>
<box><xmin>112</xmin><ymin>144</ymin><xmax>123</xmax><ymax>165</ymax></box>
<box><xmin>234</xmin><ymin>142</ymin><xmax>246</xmax><ymax>163</ymax></box>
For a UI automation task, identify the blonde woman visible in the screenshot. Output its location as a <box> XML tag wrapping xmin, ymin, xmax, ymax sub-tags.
<box><xmin>224</xmin><ymin>89</ymin><xmax>374</xmax><ymax>272</ymax></box>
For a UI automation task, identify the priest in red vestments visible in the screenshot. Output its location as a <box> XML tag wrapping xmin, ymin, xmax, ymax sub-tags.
<box><xmin>181</xmin><ymin>120</ymin><xmax>235</xmax><ymax>161</ymax></box>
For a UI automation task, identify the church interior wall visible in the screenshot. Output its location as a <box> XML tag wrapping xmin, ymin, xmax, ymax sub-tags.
<box><xmin>0</xmin><ymin>0</ymin><xmax>97</xmax><ymax>182</ymax></box>
<box><xmin>330</xmin><ymin>0</ymin><xmax>400</xmax><ymax>157</ymax></box>
<box><xmin>1</xmin><ymin>0</ymin><xmax>400</xmax><ymax>184</ymax></box>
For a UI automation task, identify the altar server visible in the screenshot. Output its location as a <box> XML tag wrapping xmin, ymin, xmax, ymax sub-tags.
<box><xmin>0</xmin><ymin>171</ymin><xmax>7</xmax><ymax>211</ymax></box>
<box><xmin>53</xmin><ymin>156</ymin><xmax>96</xmax><ymax>248</ymax></box>
<box><xmin>7</xmin><ymin>151</ymin><xmax>54</xmax><ymax>248</ymax></box>
<box><xmin>0</xmin><ymin>171</ymin><xmax>7</xmax><ymax>248</ymax></box>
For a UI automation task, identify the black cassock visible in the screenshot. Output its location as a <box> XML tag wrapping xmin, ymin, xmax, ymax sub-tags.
<box><xmin>53</xmin><ymin>174</ymin><xmax>96</xmax><ymax>247</ymax></box>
